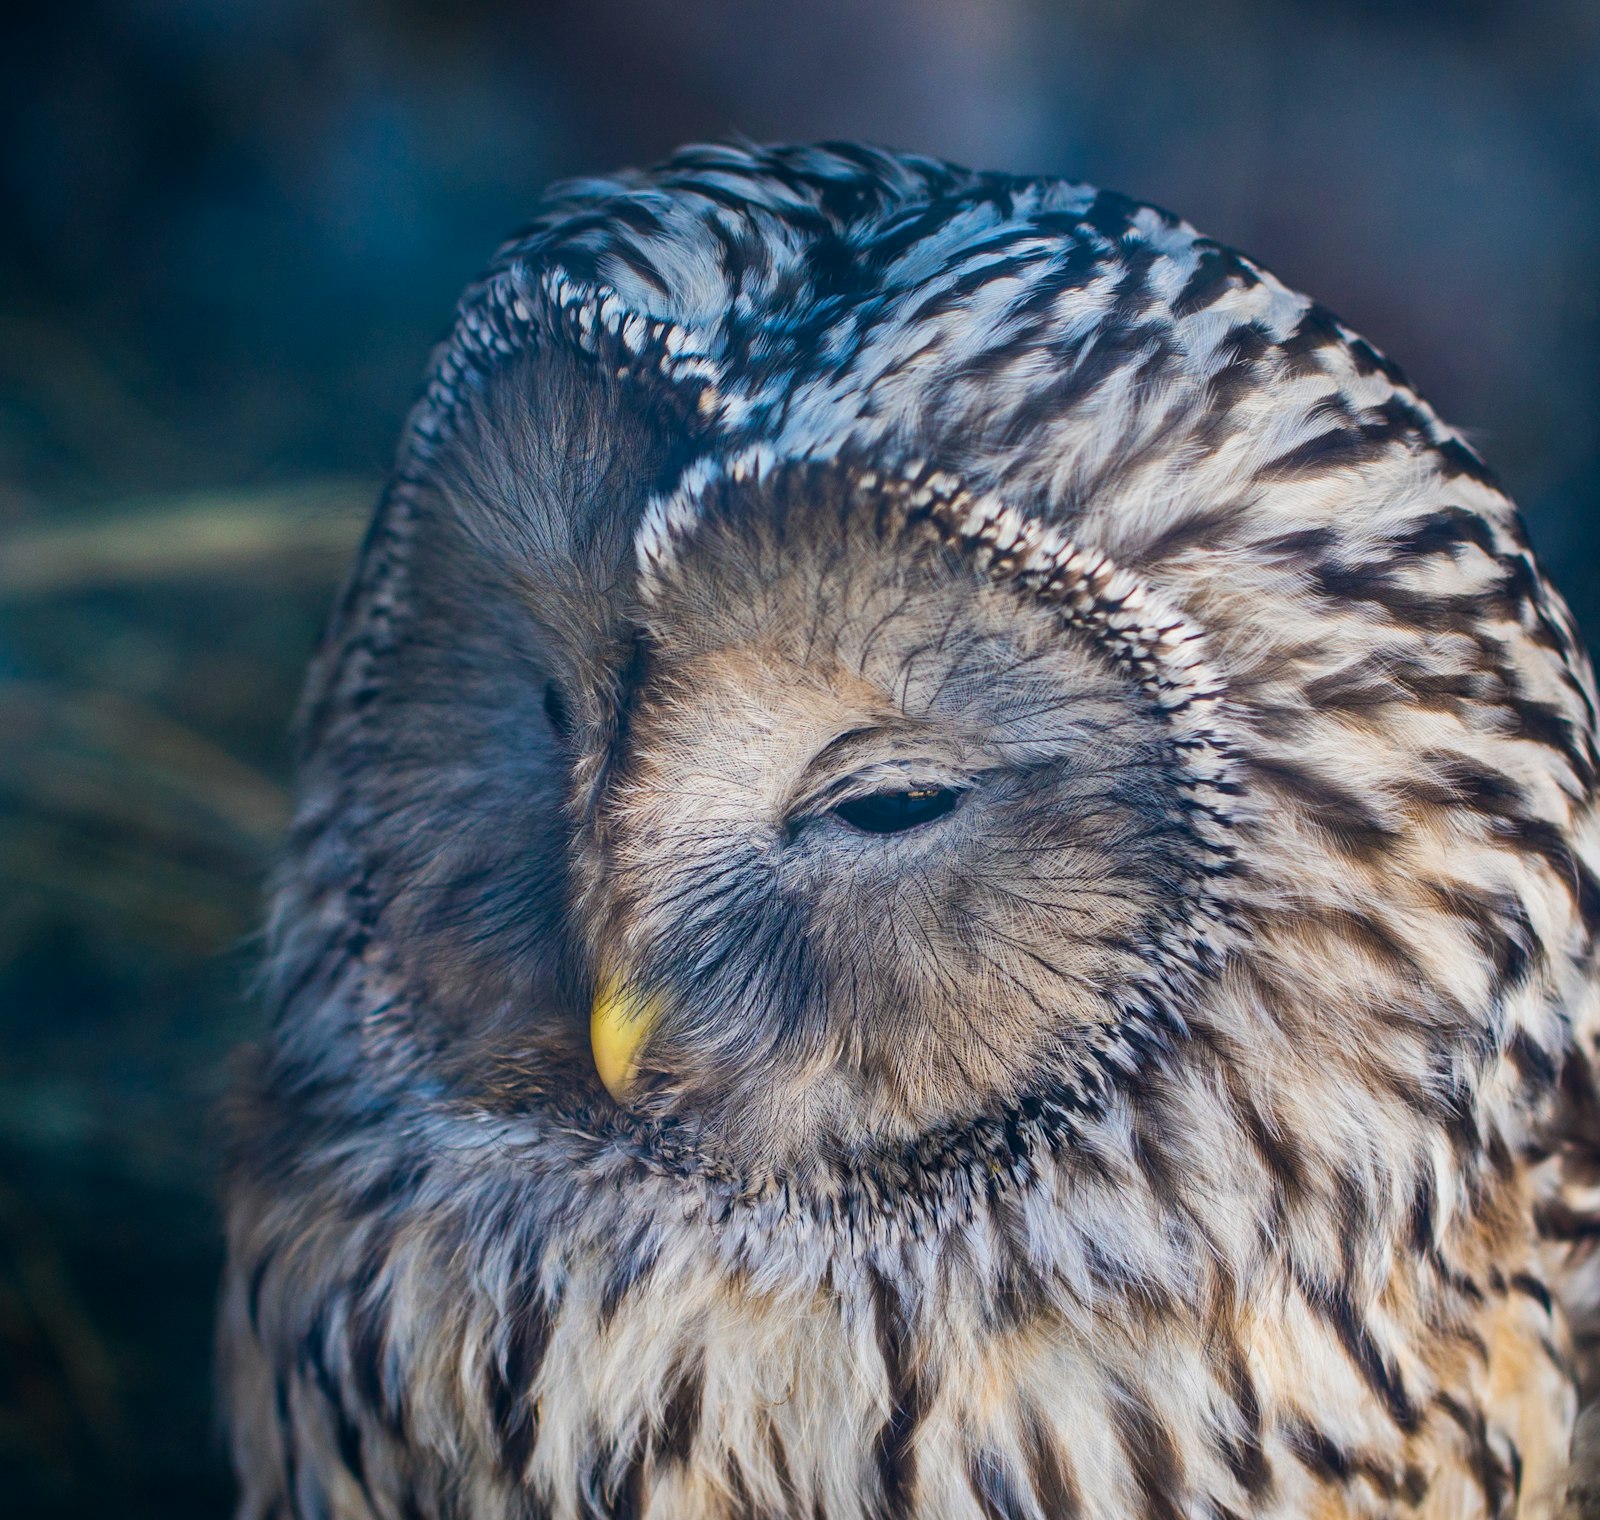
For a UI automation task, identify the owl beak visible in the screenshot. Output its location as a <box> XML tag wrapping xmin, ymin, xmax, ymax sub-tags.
<box><xmin>590</xmin><ymin>974</ymin><xmax>661</xmax><ymax>1103</ymax></box>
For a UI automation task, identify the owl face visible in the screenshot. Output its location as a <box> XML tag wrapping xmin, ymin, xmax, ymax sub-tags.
<box><xmin>273</xmin><ymin>143</ymin><xmax>1589</xmax><ymax>1235</ymax></box>
<box><xmin>570</xmin><ymin>464</ymin><xmax>1193</xmax><ymax>1164</ymax></box>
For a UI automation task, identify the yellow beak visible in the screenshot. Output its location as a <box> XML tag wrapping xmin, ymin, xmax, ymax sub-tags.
<box><xmin>590</xmin><ymin>974</ymin><xmax>662</xmax><ymax>1102</ymax></box>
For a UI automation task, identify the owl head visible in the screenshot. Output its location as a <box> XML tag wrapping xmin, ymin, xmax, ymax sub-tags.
<box><xmin>274</xmin><ymin>144</ymin><xmax>1593</xmax><ymax>1202</ymax></box>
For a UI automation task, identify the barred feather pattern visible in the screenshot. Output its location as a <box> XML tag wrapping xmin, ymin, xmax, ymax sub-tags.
<box><xmin>221</xmin><ymin>144</ymin><xmax>1600</xmax><ymax>1520</ymax></box>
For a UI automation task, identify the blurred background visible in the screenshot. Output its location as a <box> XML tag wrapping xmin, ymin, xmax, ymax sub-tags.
<box><xmin>1</xmin><ymin>0</ymin><xmax>1596</xmax><ymax>1512</ymax></box>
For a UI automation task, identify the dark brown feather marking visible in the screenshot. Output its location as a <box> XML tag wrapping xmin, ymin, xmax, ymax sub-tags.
<box><xmin>1022</xmin><ymin>1410</ymin><xmax>1082</xmax><ymax>1519</ymax></box>
<box><xmin>723</xmin><ymin>1454</ymin><xmax>778</xmax><ymax>1520</ymax></box>
<box><xmin>1508</xmin><ymin>1272</ymin><xmax>1554</xmax><ymax>1317</ymax></box>
<box><xmin>1172</xmin><ymin>246</ymin><xmax>1253</xmax><ymax>317</ymax></box>
<box><xmin>1260</xmin><ymin>423</ymin><xmax>1396</xmax><ymax>480</ymax></box>
<box><xmin>1491</xmin><ymin>814</ymin><xmax>1600</xmax><ymax>933</ymax></box>
<box><xmin>580</xmin><ymin>1435</ymin><xmax>648</xmax><ymax>1520</ymax></box>
<box><xmin>1436</xmin><ymin>1394</ymin><xmax>1514</xmax><ymax>1519</ymax></box>
<box><xmin>345</xmin><ymin>1230</ymin><xmax>405</xmax><ymax>1437</ymax></box>
<box><xmin>1283</xmin><ymin>1415</ymin><xmax>1351</xmax><ymax>1485</ymax></box>
<box><xmin>1388</xmin><ymin>506</ymin><xmax>1499</xmax><ymax>563</ymax></box>
<box><xmin>1234</xmin><ymin>1091</ymin><xmax>1309</xmax><ymax>1209</ymax></box>
<box><xmin>599</xmin><ymin>1239</ymin><xmax>660</xmax><ymax>1327</ymax></box>
<box><xmin>1506</xmin><ymin>1028</ymin><xmax>1558</xmax><ymax>1088</ymax></box>
<box><xmin>1278</xmin><ymin>303</ymin><xmax>1344</xmax><ymax>377</ymax></box>
<box><xmin>968</xmin><ymin>1447</ymin><xmax>1033</xmax><ymax>1520</ymax></box>
<box><xmin>868</xmin><ymin>1266</ymin><xmax>928</xmax><ymax>1520</ymax></box>
<box><xmin>303</xmin><ymin>1306</ymin><xmax>374</xmax><ymax>1509</ymax></box>
<box><xmin>1215</xmin><ymin>1346</ymin><xmax>1271</xmax><ymax>1500</ymax></box>
<box><xmin>657</xmin><ymin>1351</ymin><xmax>705</xmax><ymax>1468</ymax></box>
<box><xmin>1532</xmin><ymin>1197</ymin><xmax>1600</xmax><ymax>1241</ymax></box>
<box><xmin>1249</xmin><ymin>755</ymin><xmax>1402</xmax><ymax>861</ymax></box>
<box><xmin>1285</xmin><ymin>1410</ymin><xmax>1425</xmax><ymax>1504</ymax></box>
<box><xmin>1295</xmin><ymin>1272</ymin><xmax>1419</xmax><ymax>1434</ymax></box>
<box><xmin>1111</xmin><ymin>1384</ymin><xmax>1185</xmax><ymax>1520</ymax></box>
<box><xmin>486</xmin><ymin>1262</ymin><xmax>554</xmax><ymax>1479</ymax></box>
<box><xmin>765</xmin><ymin>1419</ymin><xmax>797</xmax><ymax>1511</ymax></box>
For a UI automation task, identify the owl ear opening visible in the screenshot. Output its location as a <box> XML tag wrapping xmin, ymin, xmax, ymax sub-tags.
<box><xmin>403</xmin><ymin>266</ymin><xmax>723</xmax><ymax>665</ymax></box>
<box><xmin>280</xmin><ymin>273</ymin><xmax>730</xmax><ymax>1039</ymax></box>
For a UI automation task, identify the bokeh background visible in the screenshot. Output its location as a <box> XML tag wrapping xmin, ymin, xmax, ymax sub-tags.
<box><xmin>2</xmin><ymin>1</ymin><xmax>1597</xmax><ymax>1513</ymax></box>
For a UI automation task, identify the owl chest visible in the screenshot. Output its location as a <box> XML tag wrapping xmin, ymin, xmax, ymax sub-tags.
<box><xmin>496</xmin><ymin>1253</ymin><xmax>1571</xmax><ymax>1520</ymax></box>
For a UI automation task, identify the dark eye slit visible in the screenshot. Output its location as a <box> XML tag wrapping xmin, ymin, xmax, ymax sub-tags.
<box><xmin>834</xmin><ymin>787</ymin><xmax>960</xmax><ymax>835</ymax></box>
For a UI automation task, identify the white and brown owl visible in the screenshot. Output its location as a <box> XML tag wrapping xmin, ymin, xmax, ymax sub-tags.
<box><xmin>219</xmin><ymin>143</ymin><xmax>1600</xmax><ymax>1520</ymax></box>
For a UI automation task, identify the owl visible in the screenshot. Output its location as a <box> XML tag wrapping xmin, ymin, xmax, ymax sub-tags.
<box><xmin>220</xmin><ymin>143</ymin><xmax>1600</xmax><ymax>1520</ymax></box>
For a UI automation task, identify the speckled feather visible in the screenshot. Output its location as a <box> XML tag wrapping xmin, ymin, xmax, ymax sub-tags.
<box><xmin>221</xmin><ymin>143</ymin><xmax>1600</xmax><ymax>1520</ymax></box>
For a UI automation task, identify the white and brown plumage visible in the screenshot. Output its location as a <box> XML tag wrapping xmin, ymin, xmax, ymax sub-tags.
<box><xmin>220</xmin><ymin>143</ymin><xmax>1600</xmax><ymax>1519</ymax></box>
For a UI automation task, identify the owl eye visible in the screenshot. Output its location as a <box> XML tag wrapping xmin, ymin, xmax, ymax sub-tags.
<box><xmin>833</xmin><ymin>787</ymin><xmax>960</xmax><ymax>835</ymax></box>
